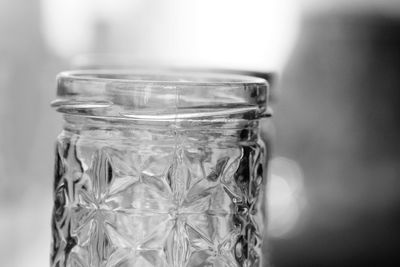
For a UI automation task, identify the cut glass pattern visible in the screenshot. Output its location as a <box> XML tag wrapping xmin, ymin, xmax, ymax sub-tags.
<box><xmin>51</xmin><ymin>128</ymin><xmax>266</xmax><ymax>267</ymax></box>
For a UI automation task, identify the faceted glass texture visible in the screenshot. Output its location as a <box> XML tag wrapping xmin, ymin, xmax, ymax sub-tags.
<box><xmin>51</xmin><ymin>124</ymin><xmax>266</xmax><ymax>267</ymax></box>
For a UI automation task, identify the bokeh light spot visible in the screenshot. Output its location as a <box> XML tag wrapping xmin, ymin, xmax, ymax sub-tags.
<box><xmin>268</xmin><ymin>157</ymin><xmax>307</xmax><ymax>238</ymax></box>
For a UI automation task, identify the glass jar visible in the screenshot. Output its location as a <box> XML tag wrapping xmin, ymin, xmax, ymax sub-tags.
<box><xmin>51</xmin><ymin>70</ymin><xmax>270</xmax><ymax>267</ymax></box>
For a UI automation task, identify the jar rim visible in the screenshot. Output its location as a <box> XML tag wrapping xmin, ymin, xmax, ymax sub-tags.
<box><xmin>57</xmin><ymin>69</ymin><xmax>267</xmax><ymax>86</ymax></box>
<box><xmin>52</xmin><ymin>69</ymin><xmax>270</xmax><ymax>121</ymax></box>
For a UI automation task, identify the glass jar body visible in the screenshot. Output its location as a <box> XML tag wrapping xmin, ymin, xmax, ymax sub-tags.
<box><xmin>51</xmin><ymin>115</ymin><xmax>267</xmax><ymax>267</ymax></box>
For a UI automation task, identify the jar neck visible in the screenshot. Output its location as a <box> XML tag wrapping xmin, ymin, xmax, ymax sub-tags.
<box><xmin>62</xmin><ymin>114</ymin><xmax>262</xmax><ymax>144</ymax></box>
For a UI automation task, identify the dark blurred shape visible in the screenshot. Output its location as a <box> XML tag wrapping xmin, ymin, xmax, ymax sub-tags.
<box><xmin>271</xmin><ymin>11</ymin><xmax>400</xmax><ymax>267</ymax></box>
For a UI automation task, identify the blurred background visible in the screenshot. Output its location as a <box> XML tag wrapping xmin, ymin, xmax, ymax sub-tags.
<box><xmin>1</xmin><ymin>0</ymin><xmax>400</xmax><ymax>266</ymax></box>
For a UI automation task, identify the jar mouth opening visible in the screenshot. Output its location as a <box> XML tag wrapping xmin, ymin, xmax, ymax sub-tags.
<box><xmin>57</xmin><ymin>69</ymin><xmax>267</xmax><ymax>86</ymax></box>
<box><xmin>53</xmin><ymin>69</ymin><xmax>270</xmax><ymax>121</ymax></box>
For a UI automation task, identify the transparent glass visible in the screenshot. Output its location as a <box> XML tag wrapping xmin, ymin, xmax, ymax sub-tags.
<box><xmin>51</xmin><ymin>70</ymin><xmax>270</xmax><ymax>267</ymax></box>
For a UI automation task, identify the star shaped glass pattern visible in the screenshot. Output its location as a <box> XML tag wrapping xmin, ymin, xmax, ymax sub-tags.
<box><xmin>51</xmin><ymin>134</ymin><xmax>265</xmax><ymax>267</ymax></box>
